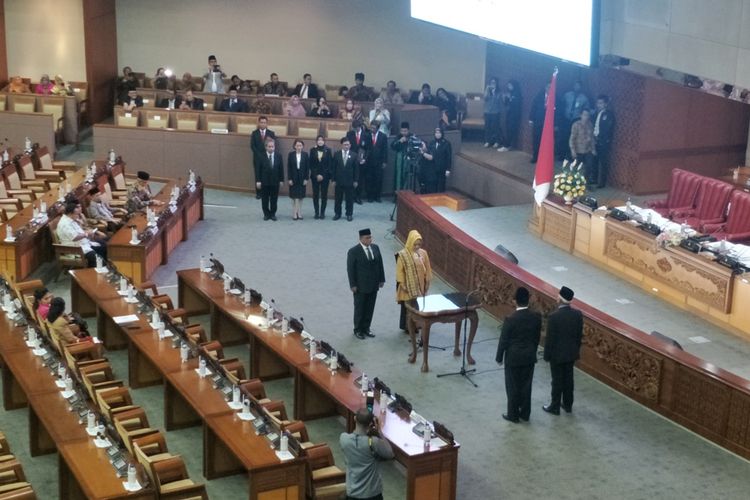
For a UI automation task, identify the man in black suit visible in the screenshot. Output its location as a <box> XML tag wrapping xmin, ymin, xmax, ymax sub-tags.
<box><xmin>156</xmin><ymin>89</ymin><xmax>182</xmax><ymax>109</ymax></box>
<box><xmin>292</xmin><ymin>73</ymin><xmax>319</xmax><ymax>100</ymax></box>
<box><xmin>542</xmin><ymin>286</ymin><xmax>583</xmax><ymax>415</ymax></box>
<box><xmin>254</xmin><ymin>139</ymin><xmax>284</xmax><ymax>221</ymax></box>
<box><xmin>593</xmin><ymin>94</ymin><xmax>616</xmax><ymax>188</ymax></box>
<box><xmin>219</xmin><ymin>86</ymin><xmax>250</xmax><ymax>113</ymax></box>
<box><xmin>332</xmin><ymin>137</ymin><xmax>359</xmax><ymax>221</ymax></box>
<box><xmin>250</xmin><ymin>116</ymin><xmax>276</xmax><ymax>197</ymax></box>
<box><xmin>346</xmin><ymin>120</ymin><xmax>370</xmax><ymax>205</ymax></box>
<box><xmin>347</xmin><ymin>228</ymin><xmax>385</xmax><ymax>339</ymax></box>
<box><xmin>366</xmin><ymin>120</ymin><xmax>388</xmax><ymax>202</ymax></box>
<box><xmin>178</xmin><ymin>89</ymin><xmax>204</xmax><ymax>110</ymax></box>
<box><xmin>496</xmin><ymin>287</ymin><xmax>542</xmax><ymax>423</ymax></box>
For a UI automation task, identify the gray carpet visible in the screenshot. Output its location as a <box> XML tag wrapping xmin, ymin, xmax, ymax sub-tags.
<box><xmin>3</xmin><ymin>168</ymin><xmax>750</xmax><ymax>498</ymax></box>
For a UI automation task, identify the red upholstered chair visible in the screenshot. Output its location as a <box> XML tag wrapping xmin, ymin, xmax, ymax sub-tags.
<box><xmin>702</xmin><ymin>190</ymin><xmax>750</xmax><ymax>243</ymax></box>
<box><xmin>671</xmin><ymin>178</ymin><xmax>733</xmax><ymax>230</ymax></box>
<box><xmin>646</xmin><ymin>168</ymin><xmax>702</xmax><ymax>217</ymax></box>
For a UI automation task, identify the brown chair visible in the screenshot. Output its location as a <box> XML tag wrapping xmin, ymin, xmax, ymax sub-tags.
<box><xmin>110</xmin><ymin>164</ymin><xmax>130</xmax><ymax>193</ymax></box>
<box><xmin>17</xmin><ymin>155</ymin><xmax>62</xmax><ymax>189</ymax></box>
<box><xmin>2</xmin><ymin>162</ymin><xmax>48</xmax><ymax>193</ymax></box>
<box><xmin>282</xmin><ymin>421</ymin><xmax>316</xmax><ymax>450</ymax></box>
<box><xmin>79</xmin><ymin>361</ymin><xmax>122</xmax><ymax>401</ymax></box>
<box><xmin>184</xmin><ymin>324</ymin><xmax>208</xmax><ymax>344</ymax></box>
<box><xmin>136</xmin><ymin>281</ymin><xmax>159</xmax><ymax>295</ymax></box>
<box><xmin>39</xmin><ymin>97</ymin><xmax>66</xmax><ymax>145</ymax></box>
<box><xmin>220</xmin><ymin>358</ymin><xmax>247</xmax><ymax>384</ymax></box>
<box><xmin>0</xmin><ymin>485</ymin><xmax>36</xmax><ymax>499</ymax></box>
<box><xmin>175</xmin><ymin>112</ymin><xmax>199</xmax><ymax>131</ymax></box>
<box><xmin>296</xmin><ymin>119</ymin><xmax>322</xmax><ymax>139</ymax></box>
<box><xmin>199</xmin><ymin>340</ymin><xmax>224</xmax><ymax>360</ymax></box>
<box><xmin>152</xmin><ymin>295</ymin><xmax>189</xmax><ymax>324</ymax></box>
<box><xmin>115</xmin><ymin>108</ymin><xmax>140</xmax><ymax>127</ymax></box>
<box><xmin>9</xmin><ymin>95</ymin><xmax>36</xmax><ymax>113</ymax></box>
<box><xmin>304</xmin><ymin>444</ymin><xmax>346</xmax><ymax>500</ymax></box>
<box><xmin>0</xmin><ymin>460</ymin><xmax>33</xmax><ymax>496</ymax></box>
<box><xmin>150</xmin><ymin>457</ymin><xmax>208</xmax><ymax>499</ymax></box>
<box><xmin>0</xmin><ymin>177</ymin><xmax>35</xmax><ymax>205</ymax></box>
<box><xmin>113</xmin><ymin>408</ymin><xmax>159</xmax><ymax>454</ymax></box>
<box><xmin>63</xmin><ymin>342</ymin><xmax>104</xmax><ymax>370</ymax></box>
<box><xmin>48</xmin><ymin>216</ymin><xmax>88</xmax><ymax>280</ymax></box>
<box><xmin>36</xmin><ymin>145</ymin><xmax>77</xmax><ymax>172</ymax></box>
<box><xmin>144</xmin><ymin>109</ymin><xmax>169</xmax><ymax>129</ymax></box>
<box><xmin>95</xmin><ymin>386</ymin><xmax>137</xmax><ymax>419</ymax></box>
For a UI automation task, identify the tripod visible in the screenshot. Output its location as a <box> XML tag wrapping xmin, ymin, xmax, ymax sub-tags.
<box><xmin>390</xmin><ymin>153</ymin><xmax>421</xmax><ymax>221</ymax></box>
<box><xmin>437</xmin><ymin>291</ymin><xmax>478</xmax><ymax>387</ymax></box>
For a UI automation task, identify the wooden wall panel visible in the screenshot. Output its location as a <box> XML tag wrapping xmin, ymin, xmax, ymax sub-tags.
<box><xmin>82</xmin><ymin>0</ymin><xmax>117</xmax><ymax>123</ymax></box>
<box><xmin>0</xmin><ymin>1</ymin><xmax>7</xmax><ymax>85</ymax></box>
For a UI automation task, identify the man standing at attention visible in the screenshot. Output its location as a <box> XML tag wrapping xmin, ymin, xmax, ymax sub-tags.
<box><xmin>543</xmin><ymin>286</ymin><xmax>583</xmax><ymax>415</ymax></box>
<box><xmin>593</xmin><ymin>94</ymin><xmax>615</xmax><ymax>188</ymax></box>
<box><xmin>251</xmin><ymin>116</ymin><xmax>276</xmax><ymax>198</ymax></box>
<box><xmin>347</xmin><ymin>229</ymin><xmax>385</xmax><ymax>340</ymax></box>
<box><xmin>254</xmin><ymin>139</ymin><xmax>284</xmax><ymax>221</ymax></box>
<box><xmin>332</xmin><ymin>138</ymin><xmax>359</xmax><ymax>221</ymax></box>
<box><xmin>340</xmin><ymin>408</ymin><xmax>394</xmax><ymax>500</ymax></box>
<box><xmin>496</xmin><ymin>287</ymin><xmax>541</xmax><ymax>423</ymax></box>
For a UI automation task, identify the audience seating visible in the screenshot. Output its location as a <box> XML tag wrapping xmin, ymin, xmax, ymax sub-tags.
<box><xmin>324</xmin><ymin>120</ymin><xmax>350</xmax><ymax>140</ymax></box>
<box><xmin>702</xmin><ymin>189</ymin><xmax>750</xmax><ymax>243</ymax></box>
<box><xmin>36</xmin><ymin>146</ymin><xmax>77</xmax><ymax>172</ymax></box>
<box><xmin>145</xmin><ymin>109</ymin><xmax>169</xmax><ymax>129</ymax></box>
<box><xmin>8</xmin><ymin>96</ymin><xmax>35</xmax><ymax>113</ymax></box>
<box><xmin>646</xmin><ymin>168</ymin><xmax>702</xmax><ymax>217</ymax></box>
<box><xmin>297</xmin><ymin>119</ymin><xmax>322</xmax><ymax>139</ymax></box>
<box><xmin>95</xmin><ymin>386</ymin><xmax>137</xmax><ymax>419</ymax></box>
<box><xmin>459</xmin><ymin>93</ymin><xmax>484</xmax><ymax>133</ymax></box>
<box><xmin>175</xmin><ymin>112</ymin><xmax>199</xmax><ymax>131</ymax></box>
<box><xmin>48</xmin><ymin>216</ymin><xmax>89</xmax><ymax>280</ymax></box>
<box><xmin>38</xmin><ymin>97</ymin><xmax>65</xmax><ymax>144</ymax></box>
<box><xmin>671</xmin><ymin>177</ymin><xmax>734</xmax><ymax>230</ymax></box>
<box><xmin>115</xmin><ymin>108</ymin><xmax>139</xmax><ymax>127</ymax></box>
<box><xmin>17</xmin><ymin>155</ymin><xmax>64</xmax><ymax>189</ymax></box>
<box><xmin>266</xmin><ymin>117</ymin><xmax>289</xmax><ymax>136</ymax></box>
<box><xmin>2</xmin><ymin>162</ymin><xmax>48</xmax><ymax>193</ymax></box>
<box><xmin>205</xmin><ymin>113</ymin><xmax>229</xmax><ymax>131</ymax></box>
<box><xmin>0</xmin><ymin>177</ymin><xmax>34</xmax><ymax>205</ymax></box>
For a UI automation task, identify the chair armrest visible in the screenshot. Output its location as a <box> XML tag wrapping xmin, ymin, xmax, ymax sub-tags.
<box><xmin>701</xmin><ymin>222</ymin><xmax>724</xmax><ymax>233</ymax></box>
<box><xmin>34</xmin><ymin>170</ymin><xmax>65</xmax><ymax>180</ymax></box>
<box><xmin>6</xmin><ymin>190</ymin><xmax>36</xmax><ymax>201</ymax></box>
<box><xmin>726</xmin><ymin>231</ymin><xmax>750</xmax><ymax>243</ymax></box>
<box><xmin>52</xmin><ymin>161</ymin><xmax>78</xmax><ymax>171</ymax></box>
<box><xmin>159</xmin><ymin>483</ymin><xmax>207</xmax><ymax>500</ymax></box>
<box><xmin>0</xmin><ymin>199</ymin><xmax>22</xmax><ymax>210</ymax></box>
<box><xmin>53</xmin><ymin>244</ymin><xmax>86</xmax><ymax>256</ymax></box>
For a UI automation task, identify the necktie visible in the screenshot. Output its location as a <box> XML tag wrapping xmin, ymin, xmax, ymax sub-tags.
<box><xmin>269</xmin><ymin>154</ymin><xmax>273</xmax><ymax>167</ymax></box>
<box><xmin>344</xmin><ymin>152</ymin><xmax>348</xmax><ymax>163</ymax></box>
<box><xmin>366</xmin><ymin>246</ymin><xmax>373</xmax><ymax>261</ymax></box>
<box><xmin>261</xmin><ymin>130</ymin><xmax>265</xmax><ymax>140</ymax></box>
<box><xmin>301</xmin><ymin>85</ymin><xmax>307</xmax><ymax>98</ymax></box>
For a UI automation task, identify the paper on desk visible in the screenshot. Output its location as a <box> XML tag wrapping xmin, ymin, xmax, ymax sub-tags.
<box><xmin>194</xmin><ymin>368</ymin><xmax>213</xmax><ymax>377</ymax></box>
<box><xmin>61</xmin><ymin>389</ymin><xmax>76</xmax><ymax>399</ymax></box>
<box><xmin>124</xmin><ymin>297</ymin><xmax>139</xmax><ymax>304</ymax></box>
<box><xmin>429</xmin><ymin>437</ymin><xmax>448</xmax><ymax>448</ymax></box>
<box><xmin>275</xmin><ymin>450</ymin><xmax>294</xmax><ymax>461</ymax></box>
<box><xmin>113</xmin><ymin>314</ymin><xmax>139</xmax><ymax>325</ymax></box>
<box><xmin>237</xmin><ymin>412</ymin><xmax>256</xmax><ymax>421</ymax></box>
<box><xmin>55</xmin><ymin>379</ymin><xmax>66</xmax><ymax>389</ymax></box>
<box><xmin>85</xmin><ymin>427</ymin><xmax>98</xmax><ymax>437</ymax></box>
<box><xmin>122</xmin><ymin>481</ymin><xmax>142</xmax><ymax>492</ymax></box>
<box><xmin>228</xmin><ymin>401</ymin><xmax>244</xmax><ymax>410</ymax></box>
<box><xmin>117</xmin><ymin>290</ymin><xmax>129</xmax><ymax>296</ymax></box>
<box><xmin>94</xmin><ymin>437</ymin><xmax>111</xmax><ymax>448</ymax></box>
<box><xmin>416</xmin><ymin>294</ymin><xmax>460</xmax><ymax>313</ymax></box>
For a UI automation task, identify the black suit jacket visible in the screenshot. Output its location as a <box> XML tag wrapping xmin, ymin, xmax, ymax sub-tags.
<box><xmin>346</xmin><ymin>128</ymin><xmax>371</xmax><ymax>163</ymax></box>
<box><xmin>367</xmin><ymin>131</ymin><xmax>389</xmax><ymax>167</ymax></box>
<box><xmin>119</xmin><ymin>96</ymin><xmax>144</xmax><ymax>107</ymax></box>
<box><xmin>543</xmin><ymin>305</ymin><xmax>583</xmax><ymax>363</ymax></box>
<box><xmin>309</xmin><ymin>146</ymin><xmax>333</xmax><ymax>180</ymax></box>
<box><xmin>594</xmin><ymin>109</ymin><xmax>615</xmax><ymax>145</ymax></box>
<box><xmin>254</xmin><ymin>151</ymin><xmax>284</xmax><ymax>186</ymax></box>
<box><xmin>182</xmin><ymin>97</ymin><xmax>204</xmax><ymax>110</ymax></box>
<box><xmin>287</xmin><ymin>151</ymin><xmax>310</xmax><ymax>185</ymax></box>
<box><xmin>408</xmin><ymin>92</ymin><xmax>435</xmax><ymax>106</ymax></box>
<box><xmin>347</xmin><ymin>244</ymin><xmax>385</xmax><ymax>293</ymax></box>
<box><xmin>219</xmin><ymin>98</ymin><xmax>250</xmax><ymax>113</ymax></box>
<box><xmin>157</xmin><ymin>96</ymin><xmax>183</xmax><ymax>109</ymax></box>
<box><xmin>293</xmin><ymin>83</ymin><xmax>319</xmax><ymax>99</ymax></box>
<box><xmin>332</xmin><ymin>150</ymin><xmax>359</xmax><ymax>187</ymax></box>
<box><xmin>251</xmin><ymin>128</ymin><xmax>276</xmax><ymax>167</ymax></box>
<box><xmin>496</xmin><ymin>308</ymin><xmax>542</xmax><ymax>367</ymax></box>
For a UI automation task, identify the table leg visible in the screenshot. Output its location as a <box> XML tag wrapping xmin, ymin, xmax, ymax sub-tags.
<box><xmin>421</xmin><ymin>324</ymin><xmax>432</xmax><ymax>373</ymax></box>
<box><xmin>29</xmin><ymin>404</ymin><xmax>56</xmax><ymax>456</ymax></box>
<box><xmin>465</xmin><ymin>312</ymin><xmax>479</xmax><ymax>365</ymax></box>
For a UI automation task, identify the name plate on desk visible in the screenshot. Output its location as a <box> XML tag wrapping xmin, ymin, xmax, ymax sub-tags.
<box><xmin>210</xmin><ymin>128</ymin><xmax>229</xmax><ymax>134</ymax></box>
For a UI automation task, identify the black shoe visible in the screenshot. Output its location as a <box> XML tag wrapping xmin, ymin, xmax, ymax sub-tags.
<box><xmin>346</xmin><ymin>216</ymin><xmax>352</xmax><ymax>221</ymax></box>
<box><xmin>355</xmin><ymin>198</ymin><xmax>363</xmax><ymax>205</ymax></box>
<box><xmin>333</xmin><ymin>214</ymin><xmax>341</xmax><ymax>221</ymax></box>
<box><xmin>314</xmin><ymin>214</ymin><xmax>320</xmax><ymax>220</ymax></box>
<box><xmin>256</xmin><ymin>193</ymin><xmax>262</xmax><ymax>200</ymax></box>
<box><xmin>320</xmin><ymin>214</ymin><xmax>326</xmax><ymax>220</ymax></box>
<box><xmin>542</xmin><ymin>405</ymin><xmax>560</xmax><ymax>416</ymax></box>
<box><xmin>520</xmin><ymin>416</ymin><xmax>530</xmax><ymax>422</ymax></box>
<box><xmin>364</xmin><ymin>330</ymin><xmax>375</xmax><ymax>338</ymax></box>
<box><xmin>353</xmin><ymin>330</ymin><xmax>365</xmax><ymax>340</ymax></box>
<box><xmin>270</xmin><ymin>216</ymin><xmax>277</xmax><ymax>221</ymax></box>
<box><xmin>375</xmin><ymin>198</ymin><xmax>382</xmax><ymax>203</ymax></box>
<box><xmin>562</xmin><ymin>406</ymin><xmax>572</xmax><ymax>414</ymax></box>
<box><xmin>502</xmin><ymin>414</ymin><xmax>519</xmax><ymax>424</ymax></box>
<box><xmin>263</xmin><ymin>215</ymin><xmax>270</xmax><ymax>221</ymax></box>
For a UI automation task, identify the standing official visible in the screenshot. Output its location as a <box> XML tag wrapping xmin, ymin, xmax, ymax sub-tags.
<box><xmin>593</xmin><ymin>94</ymin><xmax>615</xmax><ymax>188</ymax></box>
<box><xmin>254</xmin><ymin>139</ymin><xmax>284</xmax><ymax>221</ymax></box>
<box><xmin>543</xmin><ymin>286</ymin><xmax>583</xmax><ymax>415</ymax></box>
<box><xmin>346</xmin><ymin>120</ymin><xmax>370</xmax><ymax>205</ymax></box>
<box><xmin>347</xmin><ymin>229</ymin><xmax>385</xmax><ymax>340</ymax></box>
<box><xmin>366</xmin><ymin>120</ymin><xmax>388</xmax><ymax>202</ymax></box>
<box><xmin>309</xmin><ymin>136</ymin><xmax>333</xmax><ymax>219</ymax></box>
<box><xmin>251</xmin><ymin>116</ymin><xmax>276</xmax><ymax>198</ymax></box>
<box><xmin>496</xmin><ymin>287</ymin><xmax>541</xmax><ymax>423</ymax></box>
<box><xmin>332</xmin><ymin>138</ymin><xmax>359</xmax><ymax>221</ymax></box>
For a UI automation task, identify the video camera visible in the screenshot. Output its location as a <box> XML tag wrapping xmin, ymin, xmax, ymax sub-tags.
<box><xmin>405</xmin><ymin>135</ymin><xmax>423</xmax><ymax>160</ymax></box>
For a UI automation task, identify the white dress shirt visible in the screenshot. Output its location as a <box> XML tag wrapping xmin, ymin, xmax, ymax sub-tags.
<box><xmin>57</xmin><ymin>215</ymin><xmax>93</xmax><ymax>253</ymax></box>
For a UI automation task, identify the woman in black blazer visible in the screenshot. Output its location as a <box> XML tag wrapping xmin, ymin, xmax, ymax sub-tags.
<box><xmin>309</xmin><ymin>135</ymin><xmax>334</xmax><ymax>219</ymax></box>
<box><xmin>287</xmin><ymin>139</ymin><xmax>310</xmax><ymax>220</ymax></box>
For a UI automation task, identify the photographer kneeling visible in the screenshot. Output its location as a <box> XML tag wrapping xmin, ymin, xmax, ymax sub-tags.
<box><xmin>340</xmin><ymin>408</ymin><xmax>394</xmax><ymax>500</ymax></box>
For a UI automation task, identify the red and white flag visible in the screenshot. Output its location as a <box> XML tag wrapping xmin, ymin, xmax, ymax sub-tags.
<box><xmin>533</xmin><ymin>69</ymin><xmax>558</xmax><ymax>206</ymax></box>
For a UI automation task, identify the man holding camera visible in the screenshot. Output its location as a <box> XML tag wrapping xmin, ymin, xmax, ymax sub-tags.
<box><xmin>340</xmin><ymin>408</ymin><xmax>394</xmax><ymax>500</ymax></box>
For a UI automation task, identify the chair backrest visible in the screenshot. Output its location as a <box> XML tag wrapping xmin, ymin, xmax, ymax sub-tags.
<box><xmin>175</xmin><ymin>113</ymin><xmax>199</xmax><ymax>131</ymax></box>
<box><xmin>139</xmin><ymin>91</ymin><xmax>156</xmax><ymax>108</ymax></box>
<box><xmin>725</xmin><ymin>190</ymin><xmax>750</xmax><ymax>234</ymax></box>
<box><xmin>96</xmin><ymin>386</ymin><xmax>133</xmax><ymax>416</ymax></box>
<box><xmin>199</xmin><ymin>340</ymin><xmax>224</xmax><ymax>360</ymax></box>
<box><xmin>234</xmin><ymin>114</ymin><xmax>260</xmax><ymax>134</ymax></box>
<box><xmin>266</xmin><ymin>117</ymin><xmax>289</xmax><ymax>137</ymax></box>
<box><xmin>9</xmin><ymin>95</ymin><xmax>36</xmax><ymax>113</ymax></box>
<box><xmin>324</xmin><ymin>120</ymin><xmax>350</xmax><ymax>140</ymax></box>
<box><xmin>204</xmin><ymin>113</ymin><xmax>228</xmax><ymax>131</ymax></box>
<box><xmin>17</xmin><ymin>156</ymin><xmax>37</xmax><ymax>180</ymax></box>
<box><xmin>694</xmin><ymin>178</ymin><xmax>733</xmax><ymax>220</ymax></box>
<box><xmin>145</xmin><ymin>110</ymin><xmax>168</xmax><ymax>129</ymax></box>
<box><xmin>133</xmin><ymin>432</ymin><xmax>169</xmax><ymax>486</ymax></box>
<box><xmin>296</xmin><ymin>119</ymin><xmax>321</xmax><ymax>139</ymax></box>
<box><xmin>465</xmin><ymin>97</ymin><xmax>484</xmax><ymax>119</ymax></box>
<box><xmin>2</xmin><ymin>163</ymin><xmax>22</xmax><ymax>190</ymax></box>
<box><xmin>665</xmin><ymin>168</ymin><xmax>702</xmax><ymax>210</ymax></box>
<box><xmin>110</xmin><ymin>164</ymin><xmax>127</xmax><ymax>190</ymax></box>
<box><xmin>36</xmin><ymin>146</ymin><xmax>54</xmax><ymax>170</ymax></box>
<box><xmin>305</xmin><ymin>443</ymin><xmax>336</xmax><ymax>470</ymax></box>
<box><xmin>39</xmin><ymin>98</ymin><xmax>65</xmax><ymax>127</ymax></box>
<box><xmin>152</xmin><ymin>456</ymin><xmax>189</xmax><ymax>490</ymax></box>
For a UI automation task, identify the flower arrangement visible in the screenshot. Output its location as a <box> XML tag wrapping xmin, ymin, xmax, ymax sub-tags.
<box><xmin>655</xmin><ymin>228</ymin><xmax>683</xmax><ymax>247</ymax></box>
<box><xmin>553</xmin><ymin>160</ymin><xmax>587</xmax><ymax>203</ymax></box>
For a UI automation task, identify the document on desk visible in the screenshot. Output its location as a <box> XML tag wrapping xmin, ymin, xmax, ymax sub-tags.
<box><xmin>113</xmin><ymin>314</ymin><xmax>139</xmax><ymax>325</ymax></box>
<box><xmin>417</xmin><ymin>294</ymin><xmax>460</xmax><ymax>313</ymax></box>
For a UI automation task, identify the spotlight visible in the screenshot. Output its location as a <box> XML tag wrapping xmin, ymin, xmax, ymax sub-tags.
<box><xmin>164</xmin><ymin>69</ymin><xmax>173</xmax><ymax>77</ymax></box>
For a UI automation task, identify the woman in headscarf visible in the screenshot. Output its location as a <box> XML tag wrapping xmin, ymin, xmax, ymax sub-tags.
<box><xmin>36</xmin><ymin>74</ymin><xmax>54</xmax><ymax>95</ymax></box>
<box><xmin>284</xmin><ymin>95</ymin><xmax>308</xmax><ymax>118</ymax></box>
<box><xmin>51</xmin><ymin>75</ymin><xmax>70</xmax><ymax>95</ymax></box>
<box><xmin>396</xmin><ymin>230</ymin><xmax>432</xmax><ymax>337</ymax></box>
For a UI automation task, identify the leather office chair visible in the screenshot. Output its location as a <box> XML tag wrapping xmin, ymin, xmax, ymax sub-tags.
<box><xmin>150</xmin><ymin>457</ymin><xmax>208</xmax><ymax>499</ymax></box>
<box><xmin>152</xmin><ymin>295</ymin><xmax>189</xmax><ymax>324</ymax></box>
<box><xmin>304</xmin><ymin>444</ymin><xmax>346</xmax><ymax>500</ymax></box>
<box><xmin>0</xmin><ymin>176</ymin><xmax>35</xmax><ymax>205</ymax></box>
<box><xmin>199</xmin><ymin>340</ymin><xmax>224</xmax><ymax>360</ymax></box>
<box><xmin>48</xmin><ymin>216</ymin><xmax>89</xmax><ymax>281</ymax></box>
<box><xmin>646</xmin><ymin>168</ymin><xmax>702</xmax><ymax>218</ymax></box>
<box><xmin>2</xmin><ymin>161</ymin><xmax>48</xmax><ymax>193</ymax></box>
<box><xmin>0</xmin><ymin>460</ymin><xmax>33</xmax><ymax>498</ymax></box>
<box><xmin>282</xmin><ymin>421</ymin><xmax>316</xmax><ymax>450</ymax></box>
<box><xmin>95</xmin><ymin>386</ymin><xmax>137</xmax><ymax>419</ymax></box>
<box><xmin>39</xmin><ymin>97</ymin><xmax>65</xmax><ymax>145</ymax></box>
<box><xmin>296</xmin><ymin>119</ymin><xmax>322</xmax><ymax>139</ymax></box>
<box><xmin>672</xmin><ymin>178</ymin><xmax>733</xmax><ymax>229</ymax></box>
<box><xmin>36</xmin><ymin>145</ymin><xmax>77</xmax><ymax>172</ymax></box>
<box><xmin>79</xmin><ymin>361</ymin><xmax>122</xmax><ymax>401</ymax></box>
<box><xmin>113</xmin><ymin>408</ymin><xmax>159</xmax><ymax>454</ymax></box>
<box><xmin>220</xmin><ymin>358</ymin><xmax>247</xmax><ymax>384</ymax></box>
<box><xmin>702</xmin><ymin>189</ymin><xmax>750</xmax><ymax>243</ymax></box>
<box><xmin>17</xmin><ymin>155</ymin><xmax>62</xmax><ymax>189</ymax></box>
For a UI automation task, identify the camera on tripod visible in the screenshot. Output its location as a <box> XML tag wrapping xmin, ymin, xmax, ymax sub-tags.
<box><xmin>405</xmin><ymin>135</ymin><xmax>424</xmax><ymax>161</ymax></box>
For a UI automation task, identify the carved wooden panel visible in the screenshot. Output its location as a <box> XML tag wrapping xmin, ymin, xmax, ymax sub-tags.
<box><xmin>604</xmin><ymin>221</ymin><xmax>733</xmax><ymax>312</ymax></box>
<box><xmin>580</xmin><ymin>320</ymin><xmax>661</xmax><ymax>401</ymax></box>
<box><xmin>672</xmin><ymin>365</ymin><xmax>730</xmax><ymax>437</ymax></box>
<box><xmin>726</xmin><ymin>391</ymin><xmax>750</xmax><ymax>452</ymax></box>
<box><xmin>427</xmin><ymin>228</ymin><xmax>449</xmax><ymax>277</ymax></box>
<box><xmin>541</xmin><ymin>200</ymin><xmax>574</xmax><ymax>252</ymax></box>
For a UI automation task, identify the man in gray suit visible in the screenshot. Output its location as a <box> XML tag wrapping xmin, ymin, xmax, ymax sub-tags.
<box><xmin>347</xmin><ymin>228</ymin><xmax>385</xmax><ymax>339</ymax></box>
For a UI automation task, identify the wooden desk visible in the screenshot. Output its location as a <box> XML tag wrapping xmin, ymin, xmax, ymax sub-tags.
<box><xmin>107</xmin><ymin>180</ymin><xmax>204</xmax><ymax>283</ymax></box>
<box><xmin>177</xmin><ymin>267</ymin><xmax>461</xmax><ymax>500</ymax></box>
<box><xmin>404</xmin><ymin>293</ymin><xmax>480</xmax><ymax>373</ymax></box>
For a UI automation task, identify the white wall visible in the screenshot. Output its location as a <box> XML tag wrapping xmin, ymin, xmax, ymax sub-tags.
<box><xmin>601</xmin><ymin>0</ymin><xmax>750</xmax><ymax>88</ymax></box>
<box><xmin>5</xmin><ymin>0</ymin><xmax>87</xmax><ymax>81</ymax></box>
<box><xmin>115</xmin><ymin>0</ymin><xmax>486</xmax><ymax>94</ymax></box>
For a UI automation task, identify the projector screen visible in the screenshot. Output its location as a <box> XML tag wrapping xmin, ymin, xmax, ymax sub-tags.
<box><xmin>411</xmin><ymin>0</ymin><xmax>599</xmax><ymax>67</ymax></box>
